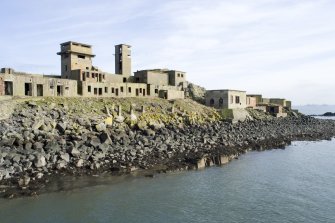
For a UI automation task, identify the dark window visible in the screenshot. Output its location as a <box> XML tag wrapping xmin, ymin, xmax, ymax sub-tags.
<box><xmin>111</xmin><ymin>88</ymin><xmax>115</xmax><ymax>93</ymax></box>
<box><xmin>219</xmin><ymin>98</ymin><xmax>224</xmax><ymax>107</ymax></box>
<box><xmin>210</xmin><ymin>99</ymin><xmax>215</xmax><ymax>106</ymax></box>
<box><xmin>139</xmin><ymin>88</ymin><xmax>142</xmax><ymax>93</ymax></box>
<box><xmin>235</xmin><ymin>96</ymin><xmax>240</xmax><ymax>104</ymax></box>
<box><xmin>99</xmin><ymin>88</ymin><xmax>102</xmax><ymax>95</ymax></box>
<box><xmin>105</xmin><ymin>87</ymin><xmax>108</xmax><ymax>93</ymax></box>
<box><xmin>65</xmin><ymin>87</ymin><xmax>69</xmax><ymax>90</ymax></box>
<box><xmin>121</xmin><ymin>87</ymin><xmax>124</xmax><ymax>92</ymax></box>
<box><xmin>86</xmin><ymin>72</ymin><xmax>90</xmax><ymax>78</ymax></box>
<box><xmin>155</xmin><ymin>89</ymin><xmax>158</xmax><ymax>94</ymax></box>
<box><xmin>128</xmin><ymin>87</ymin><xmax>131</xmax><ymax>93</ymax></box>
<box><xmin>94</xmin><ymin>88</ymin><xmax>97</xmax><ymax>95</ymax></box>
<box><xmin>65</xmin><ymin>65</ymin><xmax>68</xmax><ymax>71</ymax></box>
<box><xmin>78</xmin><ymin>55</ymin><xmax>85</xmax><ymax>59</ymax></box>
<box><xmin>88</xmin><ymin>86</ymin><xmax>91</xmax><ymax>92</ymax></box>
<box><xmin>123</xmin><ymin>78</ymin><xmax>127</xmax><ymax>83</ymax></box>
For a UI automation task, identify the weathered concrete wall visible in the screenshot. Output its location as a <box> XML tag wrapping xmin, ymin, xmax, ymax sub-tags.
<box><xmin>270</xmin><ymin>98</ymin><xmax>287</xmax><ymax>107</ymax></box>
<box><xmin>0</xmin><ymin>76</ymin><xmax>4</xmax><ymax>96</ymax></box>
<box><xmin>247</xmin><ymin>96</ymin><xmax>257</xmax><ymax>108</ymax></box>
<box><xmin>168</xmin><ymin>70</ymin><xmax>186</xmax><ymax>87</ymax></box>
<box><xmin>205</xmin><ymin>90</ymin><xmax>247</xmax><ymax>109</ymax></box>
<box><xmin>1</xmin><ymin>73</ymin><xmax>77</xmax><ymax>97</ymax></box>
<box><xmin>247</xmin><ymin>94</ymin><xmax>262</xmax><ymax>104</ymax></box>
<box><xmin>81</xmin><ymin>82</ymin><xmax>148</xmax><ymax>98</ymax></box>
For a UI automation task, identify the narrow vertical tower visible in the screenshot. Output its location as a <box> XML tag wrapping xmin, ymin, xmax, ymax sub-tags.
<box><xmin>115</xmin><ymin>44</ymin><xmax>131</xmax><ymax>76</ymax></box>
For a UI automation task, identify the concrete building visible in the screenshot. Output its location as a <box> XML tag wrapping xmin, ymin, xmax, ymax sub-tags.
<box><xmin>205</xmin><ymin>90</ymin><xmax>247</xmax><ymax>109</ymax></box>
<box><xmin>0</xmin><ymin>41</ymin><xmax>186</xmax><ymax>100</ymax></box>
<box><xmin>0</xmin><ymin>69</ymin><xmax>77</xmax><ymax>97</ymax></box>
<box><xmin>246</xmin><ymin>96</ymin><xmax>257</xmax><ymax>108</ymax></box>
<box><xmin>266</xmin><ymin>105</ymin><xmax>287</xmax><ymax>118</ymax></box>
<box><xmin>247</xmin><ymin>94</ymin><xmax>263</xmax><ymax>104</ymax></box>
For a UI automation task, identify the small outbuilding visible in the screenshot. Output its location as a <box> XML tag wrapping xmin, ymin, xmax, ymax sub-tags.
<box><xmin>205</xmin><ymin>89</ymin><xmax>247</xmax><ymax>109</ymax></box>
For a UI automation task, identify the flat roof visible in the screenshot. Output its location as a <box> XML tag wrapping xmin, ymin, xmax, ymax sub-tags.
<box><xmin>60</xmin><ymin>41</ymin><xmax>92</xmax><ymax>48</ymax></box>
<box><xmin>207</xmin><ymin>89</ymin><xmax>246</xmax><ymax>93</ymax></box>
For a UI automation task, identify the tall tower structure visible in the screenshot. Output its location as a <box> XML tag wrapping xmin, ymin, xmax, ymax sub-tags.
<box><xmin>115</xmin><ymin>44</ymin><xmax>131</xmax><ymax>76</ymax></box>
<box><xmin>57</xmin><ymin>41</ymin><xmax>95</xmax><ymax>79</ymax></box>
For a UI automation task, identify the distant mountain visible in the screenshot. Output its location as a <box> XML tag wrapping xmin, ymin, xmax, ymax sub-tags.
<box><xmin>293</xmin><ymin>105</ymin><xmax>335</xmax><ymax>115</ymax></box>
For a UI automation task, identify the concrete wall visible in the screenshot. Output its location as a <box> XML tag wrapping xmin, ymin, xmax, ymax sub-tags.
<box><xmin>270</xmin><ymin>98</ymin><xmax>286</xmax><ymax>107</ymax></box>
<box><xmin>247</xmin><ymin>94</ymin><xmax>262</xmax><ymax>104</ymax></box>
<box><xmin>168</xmin><ymin>70</ymin><xmax>186</xmax><ymax>87</ymax></box>
<box><xmin>0</xmin><ymin>73</ymin><xmax>77</xmax><ymax>97</ymax></box>
<box><xmin>247</xmin><ymin>96</ymin><xmax>257</xmax><ymax>108</ymax></box>
<box><xmin>205</xmin><ymin>90</ymin><xmax>247</xmax><ymax>109</ymax></box>
<box><xmin>159</xmin><ymin>89</ymin><xmax>185</xmax><ymax>100</ymax></box>
<box><xmin>0</xmin><ymin>76</ymin><xmax>4</xmax><ymax>96</ymax></box>
<box><xmin>81</xmin><ymin>82</ymin><xmax>148</xmax><ymax>98</ymax></box>
<box><xmin>134</xmin><ymin>71</ymin><xmax>169</xmax><ymax>86</ymax></box>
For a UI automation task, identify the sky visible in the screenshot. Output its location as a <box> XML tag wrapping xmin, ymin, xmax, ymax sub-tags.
<box><xmin>0</xmin><ymin>0</ymin><xmax>334</xmax><ymax>105</ymax></box>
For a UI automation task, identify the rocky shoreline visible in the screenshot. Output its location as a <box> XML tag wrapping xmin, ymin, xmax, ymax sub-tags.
<box><xmin>1</xmin><ymin>98</ymin><xmax>335</xmax><ymax>199</ymax></box>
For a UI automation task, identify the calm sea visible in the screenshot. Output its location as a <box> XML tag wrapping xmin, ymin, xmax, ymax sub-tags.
<box><xmin>0</xmin><ymin>139</ymin><xmax>335</xmax><ymax>223</ymax></box>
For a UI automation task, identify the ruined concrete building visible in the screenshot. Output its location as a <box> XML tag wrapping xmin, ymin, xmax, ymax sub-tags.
<box><xmin>0</xmin><ymin>41</ymin><xmax>186</xmax><ymax>100</ymax></box>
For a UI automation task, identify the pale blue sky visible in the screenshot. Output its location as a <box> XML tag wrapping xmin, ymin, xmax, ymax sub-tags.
<box><xmin>1</xmin><ymin>0</ymin><xmax>335</xmax><ymax>105</ymax></box>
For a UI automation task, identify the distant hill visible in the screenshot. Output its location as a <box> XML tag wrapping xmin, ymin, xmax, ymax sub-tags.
<box><xmin>293</xmin><ymin>105</ymin><xmax>335</xmax><ymax>115</ymax></box>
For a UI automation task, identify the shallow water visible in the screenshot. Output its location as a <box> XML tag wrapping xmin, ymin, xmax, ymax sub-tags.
<box><xmin>1</xmin><ymin>140</ymin><xmax>335</xmax><ymax>223</ymax></box>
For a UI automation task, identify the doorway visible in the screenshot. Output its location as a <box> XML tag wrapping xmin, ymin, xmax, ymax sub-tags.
<box><xmin>116</xmin><ymin>88</ymin><xmax>119</xmax><ymax>96</ymax></box>
<box><xmin>57</xmin><ymin>85</ymin><xmax>63</xmax><ymax>96</ymax></box>
<box><xmin>24</xmin><ymin>83</ymin><xmax>32</xmax><ymax>96</ymax></box>
<box><xmin>5</xmin><ymin>81</ymin><xmax>13</xmax><ymax>96</ymax></box>
<box><xmin>136</xmin><ymin>89</ymin><xmax>139</xmax><ymax>96</ymax></box>
<box><xmin>37</xmin><ymin>84</ymin><xmax>43</xmax><ymax>96</ymax></box>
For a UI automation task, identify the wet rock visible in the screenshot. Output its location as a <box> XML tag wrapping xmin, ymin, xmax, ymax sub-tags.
<box><xmin>18</xmin><ymin>175</ymin><xmax>31</xmax><ymax>187</ymax></box>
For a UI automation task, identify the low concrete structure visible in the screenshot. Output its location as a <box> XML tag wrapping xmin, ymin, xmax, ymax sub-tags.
<box><xmin>0</xmin><ymin>70</ymin><xmax>77</xmax><ymax>97</ymax></box>
<box><xmin>205</xmin><ymin>89</ymin><xmax>247</xmax><ymax>109</ymax></box>
<box><xmin>266</xmin><ymin>105</ymin><xmax>287</xmax><ymax>118</ymax></box>
<box><xmin>247</xmin><ymin>96</ymin><xmax>257</xmax><ymax>108</ymax></box>
<box><xmin>247</xmin><ymin>94</ymin><xmax>263</xmax><ymax>104</ymax></box>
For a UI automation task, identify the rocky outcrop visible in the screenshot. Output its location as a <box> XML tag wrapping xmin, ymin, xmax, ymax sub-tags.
<box><xmin>185</xmin><ymin>82</ymin><xmax>206</xmax><ymax>104</ymax></box>
<box><xmin>0</xmin><ymin>98</ymin><xmax>334</xmax><ymax>198</ymax></box>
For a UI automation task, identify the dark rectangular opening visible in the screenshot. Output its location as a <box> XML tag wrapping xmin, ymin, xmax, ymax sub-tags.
<box><xmin>105</xmin><ymin>87</ymin><xmax>108</xmax><ymax>93</ymax></box>
<box><xmin>78</xmin><ymin>55</ymin><xmax>85</xmax><ymax>59</ymax></box>
<box><xmin>57</xmin><ymin>85</ymin><xmax>63</xmax><ymax>96</ymax></box>
<box><xmin>139</xmin><ymin>88</ymin><xmax>142</xmax><ymax>93</ymax></box>
<box><xmin>143</xmin><ymin>89</ymin><xmax>146</xmax><ymax>96</ymax></box>
<box><xmin>99</xmin><ymin>88</ymin><xmax>102</xmax><ymax>95</ymax></box>
<box><xmin>147</xmin><ymin>84</ymin><xmax>150</xmax><ymax>96</ymax></box>
<box><xmin>94</xmin><ymin>88</ymin><xmax>97</xmax><ymax>95</ymax></box>
<box><xmin>136</xmin><ymin>89</ymin><xmax>139</xmax><ymax>96</ymax></box>
<box><xmin>111</xmin><ymin>88</ymin><xmax>114</xmax><ymax>94</ymax></box>
<box><xmin>155</xmin><ymin>89</ymin><xmax>158</xmax><ymax>94</ymax></box>
<box><xmin>37</xmin><ymin>84</ymin><xmax>43</xmax><ymax>96</ymax></box>
<box><xmin>25</xmin><ymin>83</ymin><xmax>32</xmax><ymax>96</ymax></box>
<box><xmin>123</xmin><ymin>78</ymin><xmax>127</xmax><ymax>83</ymax></box>
<box><xmin>235</xmin><ymin>96</ymin><xmax>240</xmax><ymax>104</ymax></box>
<box><xmin>88</xmin><ymin>86</ymin><xmax>91</xmax><ymax>92</ymax></box>
<box><xmin>116</xmin><ymin>88</ymin><xmax>119</xmax><ymax>96</ymax></box>
<box><xmin>4</xmin><ymin>81</ymin><xmax>13</xmax><ymax>96</ymax></box>
<box><xmin>121</xmin><ymin>87</ymin><xmax>124</xmax><ymax>93</ymax></box>
<box><xmin>128</xmin><ymin>87</ymin><xmax>131</xmax><ymax>93</ymax></box>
